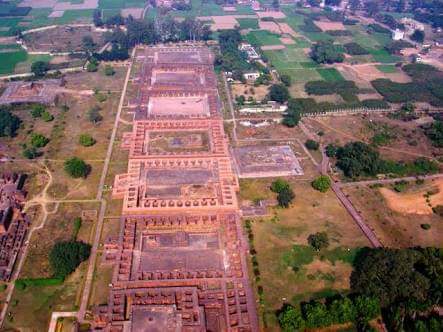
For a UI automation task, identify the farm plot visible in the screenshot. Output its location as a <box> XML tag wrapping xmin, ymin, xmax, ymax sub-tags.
<box><xmin>264</xmin><ymin>46</ymin><xmax>322</xmax><ymax>83</ymax></box>
<box><xmin>237</xmin><ymin>18</ymin><xmax>259</xmax><ymax>30</ymax></box>
<box><xmin>246</xmin><ymin>30</ymin><xmax>283</xmax><ymax>46</ymax></box>
<box><xmin>317</xmin><ymin>68</ymin><xmax>344</xmax><ymax>81</ymax></box>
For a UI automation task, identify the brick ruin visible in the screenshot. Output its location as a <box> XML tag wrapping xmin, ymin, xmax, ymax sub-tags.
<box><xmin>94</xmin><ymin>46</ymin><xmax>258</xmax><ymax>331</ymax></box>
<box><xmin>0</xmin><ymin>174</ymin><xmax>29</xmax><ymax>281</ymax></box>
<box><xmin>0</xmin><ymin>79</ymin><xmax>62</xmax><ymax>106</ymax></box>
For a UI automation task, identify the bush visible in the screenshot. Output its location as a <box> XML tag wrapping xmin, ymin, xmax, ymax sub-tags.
<box><xmin>277</xmin><ymin>186</ymin><xmax>295</xmax><ymax>208</ymax></box>
<box><xmin>78</xmin><ymin>134</ymin><xmax>96</xmax><ymax>147</ymax></box>
<box><xmin>271</xmin><ymin>178</ymin><xmax>290</xmax><ymax>193</ymax></box>
<box><xmin>269</xmin><ymin>84</ymin><xmax>289</xmax><ymax>103</ymax></box>
<box><xmin>0</xmin><ymin>108</ymin><xmax>21</xmax><ymax>137</ymax></box>
<box><xmin>23</xmin><ymin>147</ymin><xmax>39</xmax><ymax>159</ymax></box>
<box><xmin>307</xmin><ymin>232</ymin><xmax>329</xmax><ymax>250</ymax></box>
<box><xmin>312</xmin><ymin>175</ymin><xmax>331</xmax><ymax>192</ymax></box>
<box><xmin>64</xmin><ymin>157</ymin><xmax>90</xmax><ymax>178</ymax></box>
<box><xmin>325</xmin><ymin>143</ymin><xmax>338</xmax><ymax>157</ymax></box>
<box><xmin>280</xmin><ymin>74</ymin><xmax>292</xmax><ymax>87</ymax></box>
<box><xmin>423</xmin><ymin>120</ymin><xmax>443</xmax><ymax>147</ymax></box>
<box><xmin>72</xmin><ymin>217</ymin><xmax>82</xmax><ymax>239</ymax></box>
<box><xmin>30</xmin><ymin>104</ymin><xmax>45</xmax><ymax>118</ymax></box>
<box><xmin>49</xmin><ymin>241</ymin><xmax>91</xmax><ymax>278</ymax></box>
<box><xmin>420</xmin><ymin>223</ymin><xmax>431</xmax><ymax>230</ymax></box>
<box><xmin>41</xmin><ymin>111</ymin><xmax>54</xmax><ymax>122</ymax></box>
<box><xmin>344</xmin><ymin>42</ymin><xmax>369</xmax><ymax>55</ymax></box>
<box><xmin>278</xmin><ymin>305</ymin><xmax>305</xmax><ymax>332</ymax></box>
<box><xmin>305</xmin><ymin>139</ymin><xmax>319</xmax><ymax>150</ymax></box>
<box><xmin>432</xmin><ymin>205</ymin><xmax>443</xmax><ymax>217</ymax></box>
<box><xmin>104</xmin><ymin>65</ymin><xmax>115</xmax><ymax>76</ymax></box>
<box><xmin>30</xmin><ymin>133</ymin><xmax>49</xmax><ymax>148</ymax></box>
<box><xmin>87</xmin><ymin>62</ymin><xmax>98</xmax><ymax>72</ymax></box>
<box><xmin>411</xmin><ymin>29</ymin><xmax>425</xmax><ymax>43</ymax></box>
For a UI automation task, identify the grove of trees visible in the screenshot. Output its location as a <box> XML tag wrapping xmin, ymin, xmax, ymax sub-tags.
<box><xmin>64</xmin><ymin>157</ymin><xmax>90</xmax><ymax>178</ymax></box>
<box><xmin>0</xmin><ymin>107</ymin><xmax>21</xmax><ymax>137</ymax></box>
<box><xmin>49</xmin><ymin>241</ymin><xmax>91</xmax><ymax>278</ymax></box>
<box><xmin>310</xmin><ymin>41</ymin><xmax>344</xmax><ymax>64</ymax></box>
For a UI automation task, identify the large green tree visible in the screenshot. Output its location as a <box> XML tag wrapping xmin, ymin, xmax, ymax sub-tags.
<box><xmin>64</xmin><ymin>157</ymin><xmax>90</xmax><ymax>178</ymax></box>
<box><xmin>311</xmin><ymin>41</ymin><xmax>344</xmax><ymax>64</ymax></box>
<box><xmin>49</xmin><ymin>241</ymin><xmax>91</xmax><ymax>278</ymax></box>
<box><xmin>0</xmin><ymin>108</ymin><xmax>21</xmax><ymax>137</ymax></box>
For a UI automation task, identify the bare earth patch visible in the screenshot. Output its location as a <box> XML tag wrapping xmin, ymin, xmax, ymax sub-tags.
<box><xmin>278</xmin><ymin>23</ymin><xmax>298</xmax><ymax>36</ymax></box>
<box><xmin>258</xmin><ymin>21</ymin><xmax>280</xmax><ymax>34</ymax></box>
<box><xmin>257</xmin><ymin>11</ymin><xmax>286</xmax><ymax>19</ymax></box>
<box><xmin>222</xmin><ymin>6</ymin><xmax>236</xmax><ymax>12</ymax></box>
<box><xmin>379</xmin><ymin>179</ymin><xmax>443</xmax><ymax>215</ymax></box>
<box><xmin>261</xmin><ymin>44</ymin><xmax>286</xmax><ymax>50</ymax></box>
<box><xmin>280</xmin><ymin>37</ymin><xmax>295</xmax><ymax>45</ymax></box>
<box><xmin>208</xmin><ymin>15</ymin><xmax>256</xmax><ymax>30</ymax></box>
<box><xmin>314</xmin><ymin>20</ymin><xmax>346</xmax><ymax>31</ymax></box>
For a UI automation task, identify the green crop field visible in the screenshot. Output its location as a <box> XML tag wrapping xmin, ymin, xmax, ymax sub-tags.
<box><xmin>376</xmin><ymin>64</ymin><xmax>399</xmax><ymax>73</ymax></box>
<box><xmin>317</xmin><ymin>68</ymin><xmax>344</xmax><ymax>81</ymax></box>
<box><xmin>369</xmin><ymin>49</ymin><xmax>401</xmax><ymax>63</ymax></box>
<box><xmin>0</xmin><ymin>50</ymin><xmax>27</xmax><ymax>75</ymax></box>
<box><xmin>99</xmin><ymin>0</ymin><xmax>146</xmax><ymax>9</ymax></box>
<box><xmin>246</xmin><ymin>30</ymin><xmax>282</xmax><ymax>46</ymax></box>
<box><xmin>237</xmin><ymin>18</ymin><xmax>259</xmax><ymax>30</ymax></box>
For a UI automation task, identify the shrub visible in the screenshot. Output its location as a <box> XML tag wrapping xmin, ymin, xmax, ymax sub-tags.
<box><xmin>64</xmin><ymin>157</ymin><xmax>90</xmax><ymax>178</ymax></box>
<box><xmin>30</xmin><ymin>104</ymin><xmax>45</xmax><ymax>118</ymax></box>
<box><xmin>305</xmin><ymin>139</ymin><xmax>319</xmax><ymax>150</ymax></box>
<box><xmin>312</xmin><ymin>175</ymin><xmax>331</xmax><ymax>192</ymax></box>
<box><xmin>49</xmin><ymin>241</ymin><xmax>91</xmax><ymax>278</ymax></box>
<box><xmin>393</xmin><ymin>180</ymin><xmax>408</xmax><ymax>192</ymax></box>
<box><xmin>104</xmin><ymin>65</ymin><xmax>115</xmax><ymax>76</ymax></box>
<box><xmin>78</xmin><ymin>134</ymin><xmax>96</xmax><ymax>147</ymax></box>
<box><xmin>423</xmin><ymin>120</ymin><xmax>443</xmax><ymax>147</ymax></box>
<box><xmin>23</xmin><ymin>147</ymin><xmax>39</xmax><ymax>159</ymax></box>
<box><xmin>325</xmin><ymin>144</ymin><xmax>338</xmax><ymax>157</ymax></box>
<box><xmin>271</xmin><ymin>178</ymin><xmax>290</xmax><ymax>193</ymax></box>
<box><xmin>30</xmin><ymin>133</ymin><xmax>49</xmax><ymax>148</ymax></box>
<box><xmin>411</xmin><ymin>29</ymin><xmax>425</xmax><ymax>43</ymax></box>
<box><xmin>278</xmin><ymin>305</ymin><xmax>305</xmax><ymax>332</ymax></box>
<box><xmin>420</xmin><ymin>223</ymin><xmax>431</xmax><ymax>230</ymax></box>
<box><xmin>72</xmin><ymin>217</ymin><xmax>82</xmax><ymax>239</ymax></box>
<box><xmin>41</xmin><ymin>111</ymin><xmax>54</xmax><ymax>122</ymax></box>
<box><xmin>344</xmin><ymin>42</ymin><xmax>369</xmax><ymax>55</ymax></box>
<box><xmin>308</xmin><ymin>232</ymin><xmax>329</xmax><ymax>250</ymax></box>
<box><xmin>432</xmin><ymin>205</ymin><xmax>443</xmax><ymax>217</ymax></box>
<box><xmin>277</xmin><ymin>186</ymin><xmax>295</xmax><ymax>208</ymax></box>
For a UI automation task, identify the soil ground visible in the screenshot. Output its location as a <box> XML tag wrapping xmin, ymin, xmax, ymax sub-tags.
<box><xmin>342</xmin><ymin>180</ymin><xmax>443</xmax><ymax>247</ymax></box>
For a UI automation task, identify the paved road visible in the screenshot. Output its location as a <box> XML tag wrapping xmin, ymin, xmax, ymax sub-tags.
<box><xmin>77</xmin><ymin>48</ymin><xmax>135</xmax><ymax>321</ymax></box>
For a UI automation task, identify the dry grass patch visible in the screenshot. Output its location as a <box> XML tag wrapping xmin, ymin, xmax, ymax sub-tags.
<box><xmin>314</xmin><ymin>20</ymin><xmax>346</xmax><ymax>31</ymax></box>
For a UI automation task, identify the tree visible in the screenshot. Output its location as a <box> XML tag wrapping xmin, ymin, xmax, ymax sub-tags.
<box><xmin>281</xmin><ymin>74</ymin><xmax>292</xmax><ymax>87</ymax></box>
<box><xmin>335</xmin><ymin>142</ymin><xmax>382</xmax><ymax>177</ymax></box>
<box><xmin>311</xmin><ymin>41</ymin><xmax>344</xmax><ymax>64</ymax></box>
<box><xmin>353</xmin><ymin>295</ymin><xmax>381</xmax><ymax>323</ymax></box>
<box><xmin>31</xmin><ymin>61</ymin><xmax>50</xmax><ymax>77</ymax></box>
<box><xmin>78</xmin><ymin>134</ymin><xmax>96</xmax><ymax>147</ymax></box>
<box><xmin>93</xmin><ymin>9</ymin><xmax>103</xmax><ymax>27</ymax></box>
<box><xmin>82</xmin><ymin>35</ymin><xmax>95</xmax><ymax>53</ymax></box>
<box><xmin>22</xmin><ymin>147</ymin><xmax>39</xmax><ymax>159</ymax></box>
<box><xmin>307</xmin><ymin>232</ymin><xmax>329</xmax><ymax>251</ymax></box>
<box><xmin>278</xmin><ymin>305</ymin><xmax>305</xmax><ymax>331</ymax></box>
<box><xmin>271</xmin><ymin>178</ymin><xmax>290</xmax><ymax>193</ymax></box>
<box><xmin>305</xmin><ymin>139</ymin><xmax>319</xmax><ymax>150</ymax></box>
<box><xmin>269</xmin><ymin>84</ymin><xmax>289</xmax><ymax>103</ymax></box>
<box><xmin>325</xmin><ymin>143</ymin><xmax>338</xmax><ymax>157</ymax></box>
<box><xmin>411</xmin><ymin>29</ymin><xmax>425</xmax><ymax>43</ymax></box>
<box><xmin>0</xmin><ymin>108</ymin><xmax>21</xmax><ymax>137</ymax></box>
<box><xmin>88</xmin><ymin>106</ymin><xmax>103</xmax><ymax>124</ymax></box>
<box><xmin>49</xmin><ymin>241</ymin><xmax>91</xmax><ymax>278</ymax></box>
<box><xmin>30</xmin><ymin>133</ymin><xmax>49</xmax><ymax>148</ymax></box>
<box><xmin>312</xmin><ymin>175</ymin><xmax>331</xmax><ymax>192</ymax></box>
<box><xmin>277</xmin><ymin>186</ymin><xmax>295</xmax><ymax>208</ymax></box>
<box><xmin>86</xmin><ymin>58</ymin><xmax>98</xmax><ymax>72</ymax></box>
<box><xmin>30</xmin><ymin>104</ymin><xmax>45</xmax><ymax>118</ymax></box>
<box><xmin>350</xmin><ymin>248</ymin><xmax>438</xmax><ymax>307</ymax></box>
<box><xmin>41</xmin><ymin>111</ymin><xmax>54</xmax><ymax>122</ymax></box>
<box><xmin>104</xmin><ymin>65</ymin><xmax>115</xmax><ymax>76</ymax></box>
<box><xmin>64</xmin><ymin>157</ymin><xmax>90</xmax><ymax>178</ymax></box>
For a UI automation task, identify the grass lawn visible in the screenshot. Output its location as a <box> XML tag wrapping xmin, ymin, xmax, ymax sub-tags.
<box><xmin>376</xmin><ymin>64</ymin><xmax>399</xmax><ymax>73</ymax></box>
<box><xmin>245</xmin><ymin>180</ymin><xmax>369</xmax><ymax>329</ymax></box>
<box><xmin>246</xmin><ymin>30</ymin><xmax>282</xmax><ymax>46</ymax></box>
<box><xmin>317</xmin><ymin>68</ymin><xmax>344</xmax><ymax>81</ymax></box>
<box><xmin>237</xmin><ymin>18</ymin><xmax>259</xmax><ymax>30</ymax></box>
<box><xmin>0</xmin><ymin>49</ymin><xmax>27</xmax><ymax>75</ymax></box>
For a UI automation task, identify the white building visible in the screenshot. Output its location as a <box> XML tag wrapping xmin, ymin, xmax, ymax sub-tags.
<box><xmin>239</xmin><ymin>43</ymin><xmax>260</xmax><ymax>60</ymax></box>
<box><xmin>392</xmin><ymin>29</ymin><xmax>405</xmax><ymax>41</ymax></box>
<box><xmin>243</xmin><ymin>72</ymin><xmax>261</xmax><ymax>81</ymax></box>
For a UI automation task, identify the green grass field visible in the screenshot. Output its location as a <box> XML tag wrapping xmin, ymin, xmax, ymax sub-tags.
<box><xmin>376</xmin><ymin>64</ymin><xmax>399</xmax><ymax>73</ymax></box>
<box><xmin>246</xmin><ymin>30</ymin><xmax>282</xmax><ymax>46</ymax></box>
<box><xmin>317</xmin><ymin>68</ymin><xmax>344</xmax><ymax>81</ymax></box>
<box><xmin>237</xmin><ymin>18</ymin><xmax>259</xmax><ymax>30</ymax></box>
<box><xmin>98</xmin><ymin>0</ymin><xmax>146</xmax><ymax>9</ymax></box>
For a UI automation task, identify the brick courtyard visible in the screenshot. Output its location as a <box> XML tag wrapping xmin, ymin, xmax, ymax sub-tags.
<box><xmin>94</xmin><ymin>45</ymin><xmax>258</xmax><ymax>331</ymax></box>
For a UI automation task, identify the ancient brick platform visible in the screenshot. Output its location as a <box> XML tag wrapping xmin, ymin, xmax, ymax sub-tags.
<box><xmin>95</xmin><ymin>45</ymin><xmax>258</xmax><ymax>331</ymax></box>
<box><xmin>0</xmin><ymin>174</ymin><xmax>30</xmax><ymax>281</ymax></box>
<box><xmin>233</xmin><ymin>145</ymin><xmax>304</xmax><ymax>178</ymax></box>
<box><xmin>0</xmin><ymin>79</ymin><xmax>62</xmax><ymax>106</ymax></box>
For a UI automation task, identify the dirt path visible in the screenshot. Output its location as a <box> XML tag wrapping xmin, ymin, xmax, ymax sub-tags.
<box><xmin>77</xmin><ymin>49</ymin><xmax>135</xmax><ymax>321</ymax></box>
